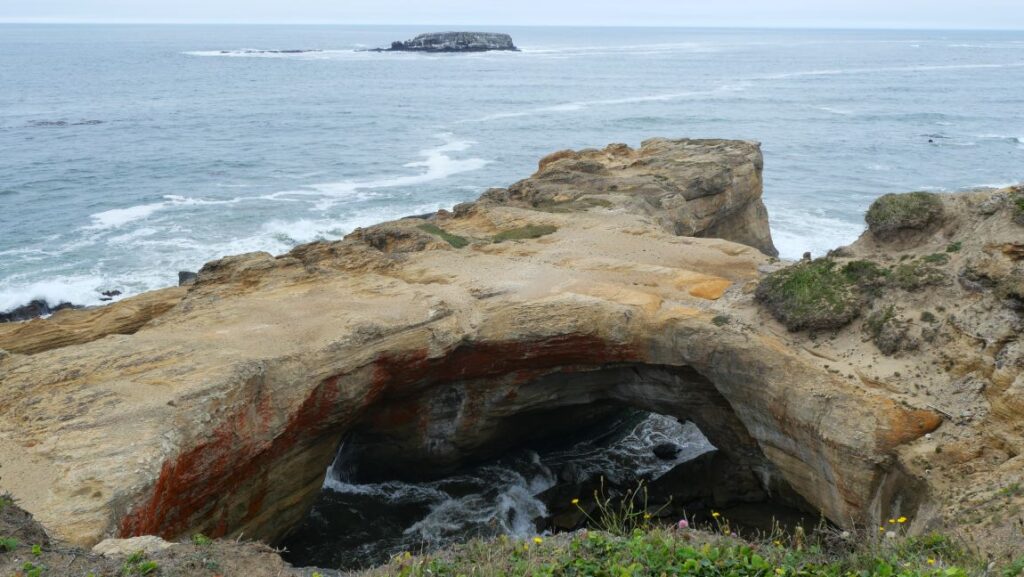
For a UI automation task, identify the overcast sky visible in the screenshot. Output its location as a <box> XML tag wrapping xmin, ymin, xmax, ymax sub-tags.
<box><xmin>3</xmin><ymin>0</ymin><xmax>1023</xmax><ymax>29</ymax></box>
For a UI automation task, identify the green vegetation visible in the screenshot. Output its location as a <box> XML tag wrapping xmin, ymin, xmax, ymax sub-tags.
<box><xmin>31</xmin><ymin>543</ymin><xmax>41</xmax><ymax>556</ymax></box>
<box><xmin>190</xmin><ymin>533</ymin><xmax>212</xmax><ymax>546</ymax></box>
<box><xmin>755</xmin><ymin>259</ymin><xmax>861</xmax><ymax>331</ymax></box>
<box><xmin>1013</xmin><ymin>192</ymin><xmax>1024</xmax><ymax>221</ymax></box>
<box><xmin>920</xmin><ymin>311</ymin><xmax>937</xmax><ymax>323</ymax></box>
<box><xmin>946</xmin><ymin>241</ymin><xmax>963</xmax><ymax>253</ymax></box>
<box><xmin>712</xmin><ymin>314</ymin><xmax>731</xmax><ymax>327</ymax></box>
<box><xmin>921</xmin><ymin>253</ymin><xmax>951</xmax><ymax>265</ymax></box>
<box><xmin>21</xmin><ymin>561</ymin><xmax>43</xmax><ymax>577</ymax></box>
<box><xmin>417</xmin><ymin>223</ymin><xmax>470</xmax><ymax>249</ymax></box>
<box><xmin>121</xmin><ymin>550</ymin><xmax>159</xmax><ymax>576</ymax></box>
<box><xmin>492</xmin><ymin>224</ymin><xmax>558</xmax><ymax>243</ymax></box>
<box><xmin>0</xmin><ymin>494</ymin><xmax>13</xmax><ymax>512</ymax></box>
<box><xmin>892</xmin><ymin>258</ymin><xmax>948</xmax><ymax>291</ymax></box>
<box><xmin>0</xmin><ymin>536</ymin><xmax>18</xmax><ymax>552</ymax></box>
<box><xmin>865</xmin><ymin>192</ymin><xmax>944</xmax><ymax>238</ymax></box>
<box><xmin>356</xmin><ymin>526</ymin><xmax>984</xmax><ymax>577</ymax></box>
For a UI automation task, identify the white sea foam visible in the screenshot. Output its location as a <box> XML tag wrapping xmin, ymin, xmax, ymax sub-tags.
<box><xmin>759</xmin><ymin>61</ymin><xmax>1024</xmax><ymax>80</ymax></box>
<box><xmin>770</xmin><ymin>207</ymin><xmax>866</xmax><ymax>261</ymax></box>
<box><xmin>0</xmin><ymin>277</ymin><xmax>106</xmax><ymax>312</ymax></box>
<box><xmin>87</xmin><ymin>202</ymin><xmax>167</xmax><ymax>229</ymax></box>
<box><xmin>87</xmin><ymin>195</ymin><xmax>246</xmax><ymax>230</ymax></box>
<box><xmin>267</xmin><ymin>134</ymin><xmax>490</xmax><ymax>209</ymax></box>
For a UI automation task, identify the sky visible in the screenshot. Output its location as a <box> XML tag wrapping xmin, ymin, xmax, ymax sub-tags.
<box><xmin>2</xmin><ymin>0</ymin><xmax>1023</xmax><ymax>29</ymax></box>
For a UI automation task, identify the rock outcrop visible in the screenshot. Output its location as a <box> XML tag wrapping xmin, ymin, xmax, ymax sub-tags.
<box><xmin>383</xmin><ymin>32</ymin><xmax>518</xmax><ymax>53</ymax></box>
<box><xmin>0</xmin><ymin>287</ymin><xmax>186</xmax><ymax>355</ymax></box>
<box><xmin>4</xmin><ymin>139</ymin><xmax>1014</xmax><ymax>560</ymax></box>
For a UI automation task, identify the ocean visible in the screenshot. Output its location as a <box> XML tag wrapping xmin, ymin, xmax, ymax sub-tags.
<box><xmin>1</xmin><ymin>25</ymin><xmax>1023</xmax><ymax>312</ymax></box>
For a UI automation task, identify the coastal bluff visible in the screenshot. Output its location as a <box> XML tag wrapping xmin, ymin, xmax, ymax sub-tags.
<box><xmin>381</xmin><ymin>32</ymin><xmax>519</xmax><ymax>52</ymax></box>
<box><xmin>0</xmin><ymin>139</ymin><xmax>1021</xmax><ymax>560</ymax></box>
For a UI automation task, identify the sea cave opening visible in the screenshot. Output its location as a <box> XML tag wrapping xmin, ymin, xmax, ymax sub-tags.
<box><xmin>278</xmin><ymin>363</ymin><xmax>819</xmax><ymax>571</ymax></box>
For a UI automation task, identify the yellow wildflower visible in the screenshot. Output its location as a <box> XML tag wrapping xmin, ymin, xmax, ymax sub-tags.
<box><xmin>888</xmin><ymin>518</ymin><xmax>896</xmax><ymax>524</ymax></box>
<box><xmin>927</xmin><ymin>559</ymin><xmax>936</xmax><ymax>565</ymax></box>
<box><xmin>533</xmin><ymin>537</ymin><xmax>543</xmax><ymax>544</ymax></box>
<box><xmin>571</xmin><ymin>498</ymin><xmax>579</xmax><ymax>505</ymax></box>
<box><xmin>897</xmin><ymin>516</ymin><xmax>908</xmax><ymax>524</ymax></box>
<box><xmin>644</xmin><ymin>513</ymin><xmax>652</xmax><ymax>520</ymax></box>
<box><xmin>712</xmin><ymin>511</ymin><xmax>721</xmax><ymax>518</ymax></box>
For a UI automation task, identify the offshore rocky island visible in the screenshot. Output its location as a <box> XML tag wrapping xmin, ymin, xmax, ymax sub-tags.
<box><xmin>376</xmin><ymin>32</ymin><xmax>519</xmax><ymax>53</ymax></box>
<box><xmin>0</xmin><ymin>139</ymin><xmax>1022</xmax><ymax>575</ymax></box>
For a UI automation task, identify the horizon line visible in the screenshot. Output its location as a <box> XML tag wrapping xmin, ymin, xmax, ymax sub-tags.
<box><xmin>0</xmin><ymin>20</ymin><xmax>1022</xmax><ymax>31</ymax></box>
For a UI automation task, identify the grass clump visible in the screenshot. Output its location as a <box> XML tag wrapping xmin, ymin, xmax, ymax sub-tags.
<box><xmin>755</xmin><ymin>259</ymin><xmax>861</xmax><ymax>331</ymax></box>
<box><xmin>0</xmin><ymin>536</ymin><xmax>18</xmax><ymax>552</ymax></box>
<box><xmin>121</xmin><ymin>550</ymin><xmax>159</xmax><ymax>576</ymax></box>
<box><xmin>492</xmin><ymin>224</ymin><xmax>557</xmax><ymax>243</ymax></box>
<box><xmin>866</xmin><ymin>192</ymin><xmax>944</xmax><ymax>239</ymax></box>
<box><xmin>712</xmin><ymin>314</ymin><xmax>731</xmax><ymax>326</ymax></box>
<box><xmin>946</xmin><ymin>241</ymin><xmax>963</xmax><ymax>253</ymax></box>
<box><xmin>417</xmin><ymin>223</ymin><xmax>469</xmax><ymax>249</ymax></box>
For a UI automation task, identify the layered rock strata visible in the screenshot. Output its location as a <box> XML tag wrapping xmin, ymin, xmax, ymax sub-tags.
<box><xmin>0</xmin><ymin>139</ymin><xmax>979</xmax><ymax>555</ymax></box>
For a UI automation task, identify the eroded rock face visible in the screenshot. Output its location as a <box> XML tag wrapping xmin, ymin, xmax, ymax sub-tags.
<box><xmin>0</xmin><ymin>140</ymin><xmax>937</xmax><ymax>552</ymax></box>
<box><xmin>481</xmin><ymin>139</ymin><xmax>778</xmax><ymax>256</ymax></box>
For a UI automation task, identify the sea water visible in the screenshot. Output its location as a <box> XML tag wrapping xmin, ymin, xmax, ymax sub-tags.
<box><xmin>1</xmin><ymin>25</ymin><xmax>1023</xmax><ymax>311</ymax></box>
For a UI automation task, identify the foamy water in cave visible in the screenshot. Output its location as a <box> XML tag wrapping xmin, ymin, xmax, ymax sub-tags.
<box><xmin>281</xmin><ymin>411</ymin><xmax>714</xmax><ymax>569</ymax></box>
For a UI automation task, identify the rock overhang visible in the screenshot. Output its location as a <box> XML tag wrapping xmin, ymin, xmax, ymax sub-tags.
<box><xmin>0</xmin><ymin>138</ymin><xmax>941</xmax><ymax>548</ymax></box>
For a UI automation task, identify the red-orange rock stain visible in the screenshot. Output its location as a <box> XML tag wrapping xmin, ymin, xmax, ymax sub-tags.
<box><xmin>119</xmin><ymin>334</ymin><xmax>641</xmax><ymax>539</ymax></box>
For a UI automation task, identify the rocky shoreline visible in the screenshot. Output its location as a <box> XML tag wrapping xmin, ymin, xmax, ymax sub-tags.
<box><xmin>0</xmin><ymin>139</ymin><xmax>1021</xmax><ymax>573</ymax></box>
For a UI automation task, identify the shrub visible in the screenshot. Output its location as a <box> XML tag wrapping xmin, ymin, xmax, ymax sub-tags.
<box><xmin>892</xmin><ymin>259</ymin><xmax>947</xmax><ymax>291</ymax></box>
<box><xmin>492</xmin><ymin>224</ymin><xmax>558</xmax><ymax>243</ymax></box>
<box><xmin>946</xmin><ymin>241</ymin><xmax>963</xmax><ymax>253</ymax></box>
<box><xmin>190</xmin><ymin>533</ymin><xmax>212</xmax><ymax>546</ymax></box>
<box><xmin>711</xmin><ymin>314</ymin><xmax>730</xmax><ymax>326</ymax></box>
<box><xmin>417</xmin><ymin>223</ymin><xmax>469</xmax><ymax>248</ymax></box>
<box><xmin>1014</xmin><ymin>194</ymin><xmax>1024</xmax><ymax>226</ymax></box>
<box><xmin>755</xmin><ymin>259</ymin><xmax>861</xmax><ymax>331</ymax></box>
<box><xmin>920</xmin><ymin>311</ymin><xmax>937</xmax><ymax>323</ymax></box>
<box><xmin>865</xmin><ymin>192</ymin><xmax>944</xmax><ymax>238</ymax></box>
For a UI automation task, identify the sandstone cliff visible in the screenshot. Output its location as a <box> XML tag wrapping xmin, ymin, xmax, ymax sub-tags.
<box><xmin>0</xmin><ymin>139</ymin><xmax>1017</xmax><ymax>560</ymax></box>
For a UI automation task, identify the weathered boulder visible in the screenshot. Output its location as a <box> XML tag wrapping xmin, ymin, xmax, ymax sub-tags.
<box><xmin>0</xmin><ymin>139</ymin><xmax>958</xmax><ymax>555</ymax></box>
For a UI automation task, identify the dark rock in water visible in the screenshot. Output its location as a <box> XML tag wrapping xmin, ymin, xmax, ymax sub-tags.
<box><xmin>0</xmin><ymin>300</ymin><xmax>78</xmax><ymax>323</ymax></box>
<box><xmin>99</xmin><ymin>290</ymin><xmax>122</xmax><ymax>302</ymax></box>
<box><xmin>380</xmin><ymin>32</ymin><xmax>518</xmax><ymax>53</ymax></box>
<box><xmin>653</xmin><ymin>442</ymin><xmax>681</xmax><ymax>460</ymax></box>
<box><xmin>178</xmin><ymin>271</ymin><xmax>199</xmax><ymax>287</ymax></box>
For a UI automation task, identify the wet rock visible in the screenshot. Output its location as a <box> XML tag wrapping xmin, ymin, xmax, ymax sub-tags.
<box><xmin>0</xmin><ymin>299</ymin><xmax>78</xmax><ymax>323</ymax></box>
<box><xmin>653</xmin><ymin>442</ymin><xmax>681</xmax><ymax>460</ymax></box>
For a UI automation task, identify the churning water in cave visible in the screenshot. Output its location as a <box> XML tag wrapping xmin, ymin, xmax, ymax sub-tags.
<box><xmin>280</xmin><ymin>410</ymin><xmax>716</xmax><ymax>570</ymax></box>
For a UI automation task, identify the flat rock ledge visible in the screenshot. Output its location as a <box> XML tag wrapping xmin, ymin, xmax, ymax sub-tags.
<box><xmin>0</xmin><ymin>138</ymin><xmax>983</xmax><ymax>555</ymax></box>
